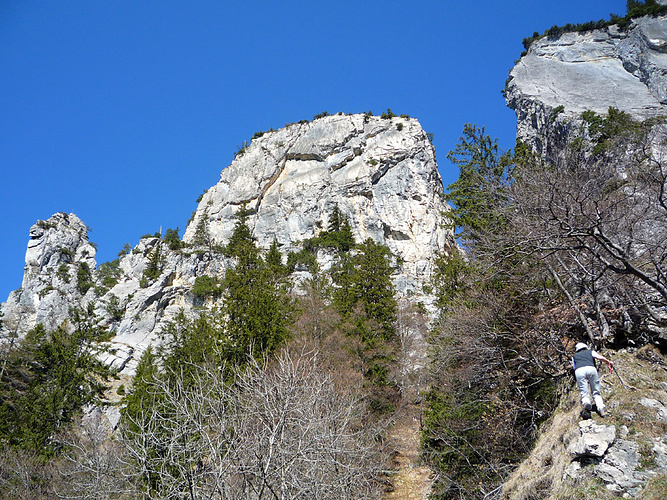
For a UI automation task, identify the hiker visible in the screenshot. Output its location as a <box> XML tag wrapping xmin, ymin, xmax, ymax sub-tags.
<box><xmin>572</xmin><ymin>342</ymin><xmax>614</xmax><ymax>418</ymax></box>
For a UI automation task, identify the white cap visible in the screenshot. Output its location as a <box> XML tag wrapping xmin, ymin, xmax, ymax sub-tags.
<box><xmin>575</xmin><ymin>342</ymin><xmax>588</xmax><ymax>352</ymax></box>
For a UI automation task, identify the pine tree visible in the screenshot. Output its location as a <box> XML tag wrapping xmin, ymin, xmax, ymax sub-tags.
<box><xmin>266</xmin><ymin>238</ymin><xmax>288</xmax><ymax>280</ymax></box>
<box><xmin>333</xmin><ymin>238</ymin><xmax>397</xmax><ymax>343</ymax></box>
<box><xmin>445</xmin><ymin>124</ymin><xmax>512</xmax><ymax>240</ymax></box>
<box><xmin>121</xmin><ymin>345</ymin><xmax>160</xmax><ymax>432</ymax></box>
<box><xmin>222</xmin><ymin>207</ymin><xmax>291</xmax><ymax>364</ymax></box>
<box><xmin>0</xmin><ymin>319</ymin><xmax>109</xmax><ymax>453</ymax></box>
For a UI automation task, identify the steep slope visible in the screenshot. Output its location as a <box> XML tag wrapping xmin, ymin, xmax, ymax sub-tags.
<box><xmin>0</xmin><ymin>113</ymin><xmax>455</xmax><ymax>377</ymax></box>
<box><xmin>502</xmin><ymin>347</ymin><xmax>667</xmax><ymax>499</ymax></box>
<box><xmin>499</xmin><ymin>10</ymin><xmax>667</xmax><ymax>499</ymax></box>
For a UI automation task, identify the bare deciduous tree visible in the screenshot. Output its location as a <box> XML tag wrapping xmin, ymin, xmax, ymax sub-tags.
<box><xmin>118</xmin><ymin>348</ymin><xmax>386</xmax><ymax>499</ymax></box>
<box><xmin>506</xmin><ymin>121</ymin><xmax>667</xmax><ymax>344</ymax></box>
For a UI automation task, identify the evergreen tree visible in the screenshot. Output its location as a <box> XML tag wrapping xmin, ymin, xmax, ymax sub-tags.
<box><xmin>333</xmin><ymin>238</ymin><xmax>397</xmax><ymax>343</ymax></box>
<box><xmin>445</xmin><ymin>124</ymin><xmax>513</xmax><ymax>240</ymax></box>
<box><xmin>193</xmin><ymin>208</ymin><xmax>211</xmax><ymax>248</ymax></box>
<box><xmin>223</xmin><ymin>203</ymin><xmax>254</xmax><ymax>258</ymax></box>
<box><xmin>121</xmin><ymin>345</ymin><xmax>160</xmax><ymax>433</ymax></box>
<box><xmin>222</xmin><ymin>207</ymin><xmax>291</xmax><ymax>364</ymax></box>
<box><xmin>266</xmin><ymin>238</ymin><xmax>288</xmax><ymax>280</ymax></box>
<box><xmin>141</xmin><ymin>242</ymin><xmax>164</xmax><ymax>288</ymax></box>
<box><xmin>76</xmin><ymin>262</ymin><xmax>94</xmax><ymax>295</ymax></box>
<box><xmin>160</xmin><ymin>311</ymin><xmax>226</xmax><ymax>383</ymax></box>
<box><xmin>0</xmin><ymin>319</ymin><xmax>109</xmax><ymax>454</ymax></box>
<box><xmin>163</xmin><ymin>227</ymin><xmax>182</xmax><ymax>251</ymax></box>
<box><xmin>328</xmin><ymin>204</ymin><xmax>342</xmax><ymax>232</ymax></box>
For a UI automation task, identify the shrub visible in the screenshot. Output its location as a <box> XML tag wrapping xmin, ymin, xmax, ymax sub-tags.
<box><xmin>98</xmin><ymin>259</ymin><xmax>121</xmax><ymax>289</ymax></box>
<box><xmin>287</xmin><ymin>249</ymin><xmax>319</xmax><ymax>274</ymax></box>
<box><xmin>192</xmin><ymin>275</ymin><xmax>223</xmax><ymax>298</ymax></box>
<box><xmin>381</xmin><ymin>108</ymin><xmax>397</xmax><ymax>119</ymax></box>
<box><xmin>163</xmin><ymin>227</ymin><xmax>182</xmax><ymax>251</ymax></box>
<box><xmin>549</xmin><ymin>105</ymin><xmax>565</xmax><ymax>122</ymax></box>
<box><xmin>195</xmin><ymin>189</ymin><xmax>208</xmax><ymax>203</ymax></box>
<box><xmin>117</xmin><ymin>243</ymin><xmax>131</xmax><ymax>257</ymax></box>
<box><xmin>36</xmin><ymin>220</ymin><xmax>56</xmax><ymax>230</ymax></box>
<box><xmin>234</xmin><ymin>140</ymin><xmax>249</xmax><ymax>159</ymax></box>
<box><xmin>59</xmin><ymin>247</ymin><xmax>75</xmax><ymax>258</ymax></box>
<box><xmin>77</xmin><ymin>263</ymin><xmax>94</xmax><ymax>295</ymax></box>
<box><xmin>141</xmin><ymin>232</ymin><xmax>161</xmax><ymax>239</ymax></box>
<box><xmin>57</xmin><ymin>264</ymin><xmax>70</xmax><ymax>283</ymax></box>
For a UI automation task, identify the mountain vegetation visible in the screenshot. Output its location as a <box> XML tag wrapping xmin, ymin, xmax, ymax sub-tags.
<box><xmin>521</xmin><ymin>0</ymin><xmax>667</xmax><ymax>53</ymax></box>
<box><xmin>422</xmin><ymin>107</ymin><xmax>667</xmax><ymax>497</ymax></box>
<box><xmin>0</xmin><ymin>199</ymin><xmax>410</xmax><ymax>498</ymax></box>
<box><xmin>2</xmin><ymin>23</ymin><xmax>667</xmax><ymax>493</ymax></box>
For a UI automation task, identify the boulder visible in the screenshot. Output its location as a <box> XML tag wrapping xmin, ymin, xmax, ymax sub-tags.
<box><xmin>568</xmin><ymin>420</ymin><xmax>616</xmax><ymax>458</ymax></box>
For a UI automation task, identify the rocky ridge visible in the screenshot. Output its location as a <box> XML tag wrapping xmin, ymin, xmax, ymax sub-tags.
<box><xmin>1</xmin><ymin>113</ymin><xmax>455</xmax><ymax>377</ymax></box>
<box><xmin>506</xmin><ymin>13</ymin><xmax>667</xmax><ymax>156</ymax></box>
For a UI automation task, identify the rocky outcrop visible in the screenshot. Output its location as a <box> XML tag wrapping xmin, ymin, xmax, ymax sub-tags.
<box><xmin>1</xmin><ymin>114</ymin><xmax>455</xmax><ymax>376</ymax></box>
<box><xmin>506</xmin><ymin>14</ymin><xmax>667</xmax><ymax>156</ymax></box>
<box><xmin>501</xmin><ymin>349</ymin><xmax>667</xmax><ymax>499</ymax></box>
<box><xmin>568</xmin><ymin>420</ymin><xmax>616</xmax><ymax>458</ymax></box>
<box><xmin>183</xmin><ymin>113</ymin><xmax>453</xmax><ymax>289</ymax></box>
<box><xmin>2</xmin><ymin>213</ymin><xmax>98</xmax><ymax>335</ymax></box>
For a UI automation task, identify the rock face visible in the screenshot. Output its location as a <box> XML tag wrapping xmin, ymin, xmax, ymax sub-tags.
<box><xmin>568</xmin><ymin>420</ymin><xmax>616</xmax><ymax>458</ymax></box>
<box><xmin>1</xmin><ymin>114</ymin><xmax>455</xmax><ymax>376</ymax></box>
<box><xmin>501</xmin><ymin>350</ymin><xmax>667</xmax><ymax>499</ymax></box>
<box><xmin>506</xmin><ymin>14</ymin><xmax>667</xmax><ymax>155</ymax></box>
<box><xmin>183</xmin><ymin>113</ymin><xmax>453</xmax><ymax>288</ymax></box>
<box><xmin>2</xmin><ymin>213</ymin><xmax>98</xmax><ymax>335</ymax></box>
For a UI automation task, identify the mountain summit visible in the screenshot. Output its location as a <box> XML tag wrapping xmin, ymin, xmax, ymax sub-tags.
<box><xmin>1</xmin><ymin>113</ymin><xmax>455</xmax><ymax>376</ymax></box>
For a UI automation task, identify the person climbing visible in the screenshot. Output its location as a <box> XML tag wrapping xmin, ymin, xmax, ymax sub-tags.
<box><xmin>572</xmin><ymin>342</ymin><xmax>614</xmax><ymax>419</ymax></box>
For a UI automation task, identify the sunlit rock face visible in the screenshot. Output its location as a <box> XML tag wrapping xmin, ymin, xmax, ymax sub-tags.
<box><xmin>183</xmin><ymin>113</ymin><xmax>455</xmax><ymax>291</ymax></box>
<box><xmin>2</xmin><ymin>213</ymin><xmax>97</xmax><ymax>336</ymax></box>
<box><xmin>506</xmin><ymin>14</ymin><xmax>667</xmax><ymax>155</ymax></box>
<box><xmin>2</xmin><ymin>114</ymin><xmax>456</xmax><ymax>376</ymax></box>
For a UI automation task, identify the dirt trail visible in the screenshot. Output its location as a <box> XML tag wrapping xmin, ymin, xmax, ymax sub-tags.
<box><xmin>385</xmin><ymin>401</ymin><xmax>433</xmax><ymax>500</ymax></box>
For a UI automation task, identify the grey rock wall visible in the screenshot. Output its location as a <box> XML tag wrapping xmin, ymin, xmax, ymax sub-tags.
<box><xmin>2</xmin><ymin>213</ymin><xmax>97</xmax><ymax>335</ymax></box>
<box><xmin>506</xmin><ymin>15</ymin><xmax>667</xmax><ymax>155</ymax></box>
<box><xmin>183</xmin><ymin>113</ymin><xmax>454</xmax><ymax>290</ymax></box>
<box><xmin>1</xmin><ymin>114</ymin><xmax>455</xmax><ymax>376</ymax></box>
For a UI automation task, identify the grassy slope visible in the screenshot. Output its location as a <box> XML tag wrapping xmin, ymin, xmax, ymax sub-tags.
<box><xmin>501</xmin><ymin>346</ymin><xmax>667</xmax><ymax>499</ymax></box>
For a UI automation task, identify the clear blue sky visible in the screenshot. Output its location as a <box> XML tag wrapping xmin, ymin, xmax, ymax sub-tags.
<box><xmin>0</xmin><ymin>0</ymin><xmax>627</xmax><ymax>301</ymax></box>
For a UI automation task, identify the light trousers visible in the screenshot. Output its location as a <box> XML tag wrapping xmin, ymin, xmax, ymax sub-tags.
<box><xmin>575</xmin><ymin>365</ymin><xmax>605</xmax><ymax>412</ymax></box>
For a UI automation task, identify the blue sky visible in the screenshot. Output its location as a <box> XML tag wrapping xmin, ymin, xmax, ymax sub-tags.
<box><xmin>0</xmin><ymin>0</ymin><xmax>627</xmax><ymax>301</ymax></box>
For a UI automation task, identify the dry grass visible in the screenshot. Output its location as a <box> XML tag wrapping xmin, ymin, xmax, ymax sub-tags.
<box><xmin>501</xmin><ymin>348</ymin><xmax>667</xmax><ymax>499</ymax></box>
<box><xmin>500</xmin><ymin>387</ymin><xmax>581</xmax><ymax>500</ymax></box>
<box><xmin>385</xmin><ymin>401</ymin><xmax>433</xmax><ymax>500</ymax></box>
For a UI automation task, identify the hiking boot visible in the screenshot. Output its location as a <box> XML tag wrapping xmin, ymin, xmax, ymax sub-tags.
<box><xmin>580</xmin><ymin>409</ymin><xmax>592</xmax><ymax>420</ymax></box>
<box><xmin>583</xmin><ymin>403</ymin><xmax>592</xmax><ymax>411</ymax></box>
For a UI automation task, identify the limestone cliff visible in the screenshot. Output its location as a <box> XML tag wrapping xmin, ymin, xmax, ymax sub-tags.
<box><xmin>2</xmin><ymin>213</ymin><xmax>98</xmax><ymax>334</ymax></box>
<box><xmin>1</xmin><ymin>113</ymin><xmax>455</xmax><ymax>376</ymax></box>
<box><xmin>183</xmin><ymin>113</ymin><xmax>452</xmax><ymax>288</ymax></box>
<box><xmin>506</xmin><ymin>14</ymin><xmax>667</xmax><ymax>156</ymax></box>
